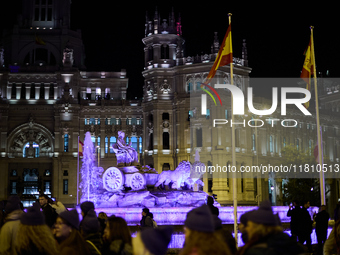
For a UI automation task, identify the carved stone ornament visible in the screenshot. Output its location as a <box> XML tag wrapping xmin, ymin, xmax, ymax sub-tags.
<box><xmin>160</xmin><ymin>79</ymin><xmax>171</xmax><ymax>94</ymax></box>
<box><xmin>146</xmin><ymin>81</ymin><xmax>153</xmax><ymax>96</ymax></box>
<box><xmin>162</xmin><ymin>120</ymin><xmax>170</xmax><ymax>129</ymax></box>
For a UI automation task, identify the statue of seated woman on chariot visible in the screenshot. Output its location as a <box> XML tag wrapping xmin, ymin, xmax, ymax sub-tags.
<box><xmin>112</xmin><ymin>131</ymin><xmax>138</xmax><ymax>166</ymax></box>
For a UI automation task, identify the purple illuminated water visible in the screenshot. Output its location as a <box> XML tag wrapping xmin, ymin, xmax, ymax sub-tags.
<box><xmin>94</xmin><ymin>206</ymin><xmax>319</xmax><ymax>226</ymax></box>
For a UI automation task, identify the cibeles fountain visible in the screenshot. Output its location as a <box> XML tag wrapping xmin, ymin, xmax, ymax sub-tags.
<box><xmin>79</xmin><ymin>131</ymin><xmax>209</xmax><ymax>225</ymax></box>
<box><xmin>79</xmin><ymin>131</ymin><xmax>320</xmax><ymax>247</ymax></box>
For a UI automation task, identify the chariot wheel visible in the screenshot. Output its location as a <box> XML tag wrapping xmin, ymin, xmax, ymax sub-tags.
<box><xmin>129</xmin><ymin>172</ymin><xmax>146</xmax><ymax>190</ymax></box>
<box><xmin>102</xmin><ymin>167</ymin><xmax>125</xmax><ymax>191</ymax></box>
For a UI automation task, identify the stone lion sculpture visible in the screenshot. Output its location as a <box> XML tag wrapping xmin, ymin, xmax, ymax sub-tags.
<box><xmin>154</xmin><ymin>161</ymin><xmax>204</xmax><ymax>190</ymax></box>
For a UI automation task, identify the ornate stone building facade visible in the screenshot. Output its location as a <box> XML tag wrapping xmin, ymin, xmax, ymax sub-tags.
<box><xmin>0</xmin><ymin>2</ymin><xmax>339</xmax><ymax>209</ymax></box>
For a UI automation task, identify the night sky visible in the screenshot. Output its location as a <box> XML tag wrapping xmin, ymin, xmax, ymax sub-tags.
<box><xmin>1</xmin><ymin>1</ymin><xmax>339</xmax><ymax>99</ymax></box>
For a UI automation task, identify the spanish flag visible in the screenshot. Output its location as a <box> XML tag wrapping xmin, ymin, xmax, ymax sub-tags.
<box><xmin>300</xmin><ymin>38</ymin><xmax>314</xmax><ymax>108</ymax></box>
<box><xmin>79</xmin><ymin>140</ymin><xmax>84</xmax><ymax>157</ymax></box>
<box><xmin>205</xmin><ymin>25</ymin><xmax>233</xmax><ymax>84</ymax></box>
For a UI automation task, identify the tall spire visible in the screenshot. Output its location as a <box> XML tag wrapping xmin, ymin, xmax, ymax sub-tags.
<box><xmin>154</xmin><ymin>7</ymin><xmax>159</xmax><ymax>34</ymax></box>
<box><xmin>176</xmin><ymin>13</ymin><xmax>182</xmax><ymax>36</ymax></box>
<box><xmin>145</xmin><ymin>11</ymin><xmax>149</xmax><ymax>37</ymax></box>
<box><xmin>242</xmin><ymin>39</ymin><xmax>248</xmax><ymax>67</ymax></box>
<box><xmin>169</xmin><ymin>8</ymin><xmax>175</xmax><ymax>34</ymax></box>
<box><xmin>213</xmin><ymin>32</ymin><xmax>219</xmax><ymax>53</ymax></box>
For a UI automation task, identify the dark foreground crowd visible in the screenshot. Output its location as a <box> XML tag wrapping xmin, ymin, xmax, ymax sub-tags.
<box><xmin>0</xmin><ymin>194</ymin><xmax>337</xmax><ymax>255</ymax></box>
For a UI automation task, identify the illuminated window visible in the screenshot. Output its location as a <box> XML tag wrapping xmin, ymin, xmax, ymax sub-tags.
<box><xmin>105</xmin><ymin>88</ymin><xmax>110</xmax><ymax>100</ymax></box>
<box><xmin>131</xmin><ymin>118</ymin><xmax>137</xmax><ymax>125</ymax></box>
<box><xmin>187</xmin><ymin>82</ymin><xmax>193</xmax><ymax>93</ymax></box>
<box><xmin>96</xmin><ymin>88</ymin><xmax>101</xmax><ymax>100</ymax></box>
<box><xmin>309</xmin><ymin>139</ymin><xmax>313</xmax><ymax>155</ymax></box>
<box><xmin>23</xmin><ymin>169</ymin><xmax>39</xmax><ymax>196</ymax></box>
<box><xmin>110</xmin><ymin>137</ymin><xmax>116</xmax><ymax>153</ymax></box>
<box><xmin>196</xmin><ymin>81</ymin><xmax>201</xmax><ymax>91</ymax></box>
<box><xmin>64</xmin><ymin>134</ymin><xmax>69</xmax><ymax>152</ymax></box>
<box><xmin>89</xmin><ymin>118</ymin><xmax>95</xmax><ymax>125</ymax></box>
<box><xmin>105</xmin><ymin>137</ymin><xmax>109</xmax><ymax>153</ymax></box>
<box><xmin>44</xmin><ymin>181</ymin><xmax>51</xmax><ymax>194</ymax></box>
<box><xmin>131</xmin><ymin>137</ymin><xmax>138</xmax><ymax>152</ymax></box>
<box><xmin>44</xmin><ymin>169</ymin><xmax>50</xmax><ymax>176</ymax></box>
<box><xmin>91</xmin><ymin>136</ymin><xmax>96</xmax><ymax>152</ymax></box>
<box><xmin>139</xmin><ymin>137</ymin><xmax>142</xmax><ymax>153</ymax></box>
<box><xmin>206</xmin><ymin>109</ymin><xmax>210</xmax><ymax>119</ymax></box>
<box><xmin>11</xmin><ymin>169</ymin><xmax>17</xmax><ymax>176</ymax></box>
<box><xmin>269</xmin><ymin>136</ymin><xmax>274</xmax><ymax>153</ymax></box>
<box><xmin>10</xmin><ymin>181</ymin><xmax>17</xmax><ymax>194</ymax></box>
<box><xmin>86</xmin><ymin>87</ymin><xmax>92</xmax><ymax>100</ymax></box>
<box><xmin>188</xmin><ymin>110</ymin><xmax>193</xmax><ymax>120</ymax></box>
<box><xmin>252</xmin><ymin>134</ymin><xmax>256</xmax><ymax>151</ymax></box>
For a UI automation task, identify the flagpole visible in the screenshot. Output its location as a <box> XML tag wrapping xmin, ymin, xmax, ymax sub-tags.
<box><xmin>229</xmin><ymin>13</ymin><xmax>238</xmax><ymax>247</ymax></box>
<box><xmin>310</xmin><ymin>26</ymin><xmax>325</xmax><ymax>205</ymax></box>
<box><xmin>77</xmin><ymin>136</ymin><xmax>80</xmax><ymax>205</ymax></box>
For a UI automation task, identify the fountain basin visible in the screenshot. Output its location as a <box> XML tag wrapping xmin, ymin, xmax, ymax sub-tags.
<box><xmin>94</xmin><ymin>205</ymin><xmax>319</xmax><ymax>226</ymax></box>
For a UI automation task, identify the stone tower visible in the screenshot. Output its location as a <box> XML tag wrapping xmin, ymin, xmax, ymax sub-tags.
<box><xmin>142</xmin><ymin>8</ymin><xmax>185</xmax><ymax>172</ymax></box>
<box><xmin>1</xmin><ymin>0</ymin><xmax>85</xmax><ymax>69</ymax></box>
